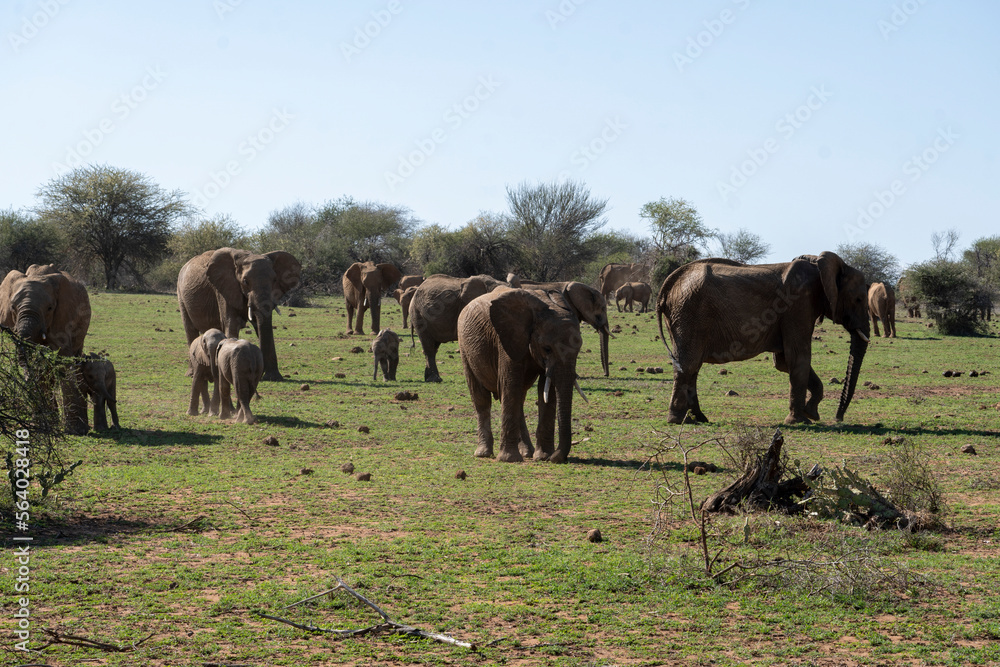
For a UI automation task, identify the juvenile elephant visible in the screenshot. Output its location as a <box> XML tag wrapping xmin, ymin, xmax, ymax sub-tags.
<box><xmin>216</xmin><ymin>338</ymin><xmax>264</xmax><ymax>424</ymax></box>
<box><xmin>398</xmin><ymin>274</ymin><xmax>424</xmax><ymax>291</ymax></box>
<box><xmin>0</xmin><ymin>264</ymin><xmax>91</xmax><ymax>434</ymax></box>
<box><xmin>392</xmin><ymin>286</ymin><xmax>418</xmax><ymax>331</ymax></box>
<box><xmin>657</xmin><ymin>252</ymin><xmax>870</xmax><ymax>425</ymax></box>
<box><xmin>868</xmin><ymin>282</ymin><xmax>896</xmax><ymax>338</ymax></box>
<box><xmin>371</xmin><ymin>329</ymin><xmax>400</xmax><ymax>381</ymax></box>
<box><xmin>80</xmin><ymin>353</ymin><xmax>119</xmax><ymax>430</ymax></box>
<box><xmin>599</xmin><ymin>262</ymin><xmax>645</xmax><ymax>299</ymax></box>
<box><xmin>409</xmin><ymin>274</ymin><xmax>508</xmax><ymax>382</ymax></box>
<box><xmin>458</xmin><ymin>288</ymin><xmax>585</xmax><ymax>464</ymax></box>
<box><xmin>187</xmin><ymin>328</ymin><xmax>227</xmax><ymax>416</ymax></box>
<box><xmin>519</xmin><ymin>280</ymin><xmax>611</xmax><ymax>377</ymax></box>
<box><xmin>342</xmin><ymin>261</ymin><xmax>403</xmax><ymax>335</ymax></box>
<box><xmin>177</xmin><ymin>248</ymin><xmax>301</xmax><ymax>382</ymax></box>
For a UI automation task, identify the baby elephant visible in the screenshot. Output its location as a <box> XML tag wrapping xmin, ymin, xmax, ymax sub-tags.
<box><xmin>188</xmin><ymin>328</ymin><xmax>227</xmax><ymax>416</ymax></box>
<box><xmin>80</xmin><ymin>353</ymin><xmax>120</xmax><ymax>430</ymax></box>
<box><xmin>217</xmin><ymin>338</ymin><xmax>264</xmax><ymax>424</ymax></box>
<box><xmin>371</xmin><ymin>329</ymin><xmax>400</xmax><ymax>381</ymax></box>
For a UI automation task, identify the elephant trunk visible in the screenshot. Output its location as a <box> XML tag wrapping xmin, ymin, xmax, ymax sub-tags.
<box><xmin>369</xmin><ymin>295</ymin><xmax>382</xmax><ymax>333</ymax></box>
<box><xmin>835</xmin><ymin>331</ymin><xmax>869</xmax><ymax>422</ymax></box>
<box><xmin>256</xmin><ymin>309</ymin><xmax>282</xmax><ymax>382</ymax></box>
<box><xmin>14</xmin><ymin>310</ymin><xmax>45</xmax><ymax>346</ymax></box>
<box><xmin>600</xmin><ymin>326</ymin><xmax>609</xmax><ymax>377</ymax></box>
<box><xmin>555</xmin><ymin>373</ymin><xmax>575</xmax><ymax>462</ymax></box>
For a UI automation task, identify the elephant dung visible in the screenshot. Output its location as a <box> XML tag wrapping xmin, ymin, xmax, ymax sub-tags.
<box><xmin>340</xmin><ymin>462</ymin><xmax>354</xmax><ymax>474</ymax></box>
<box><xmin>961</xmin><ymin>444</ymin><xmax>978</xmax><ymax>455</ymax></box>
<box><xmin>358</xmin><ymin>425</ymin><xmax>370</xmax><ymax>434</ymax></box>
<box><xmin>300</xmin><ymin>468</ymin><xmax>313</xmax><ymax>475</ymax></box>
<box><xmin>725</xmin><ymin>390</ymin><xmax>739</xmax><ymax>396</ymax></box>
<box><xmin>263</xmin><ymin>436</ymin><xmax>279</xmax><ymax>447</ymax></box>
<box><xmin>455</xmin><ymin>470</ymin><xmax>467</xmax><ymax>480</ymax></box>
<box><xmin>355</xmin><ymin>472</ymin><xmax>372</xmax><ymax>482</ymax></box>
<box><xmin>587</xmin><ymin>528</ymin><xmax>603</xmax><ymax>543</ymax></box>
<box><xmin>334</xmin><ymin>372</ymin><xmax>346</xmax><ymax>379</ymax></box>
<box><xmin>686</xmin><ymin>461</ymin><xmax>718</xmax><ymax>473</ymax></box>
<box><xmin>394</xmin><ymin>391</ymin><xmax>419</xmax><ymax>401</ymax></box>
<box><xmin>350</xmin><ymin>346</ymin><xmax>364</xmax><ymax>354</ymax></box>
<box><xmin>300</xmin><ymin>383</ymin><xmax>310</xmax><ymax>391</ymax></box>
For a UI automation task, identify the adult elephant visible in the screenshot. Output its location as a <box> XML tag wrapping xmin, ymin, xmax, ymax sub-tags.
<box><xmin>458</xmin><ymin>288</ymin><xmax>584</xmax><ymax>463</ymax></box>
<box><xmin>0</xmin><ymin>264</ymin><xmax>91</xmax><ymax>434</ymax></box>
<box><xmin>398</xmin><ymin>274</ymin><xmax>424</xmax><ymax>291</ymax></box>
<box><xmin>409</xmin><ymin>274</ymin><xmax>507</xmax><ymax>382</ymax></box>
<box><xmin>392</xmin><ymin>286</ymin><xmax>418</xmax><ymax>331</ymax></box>
<box><xmin>868</xmin><ymin>282</ymin><xmax>896</xmax><ymax>338</ymax></box>
<box><xmin>599</xmin><ymin>262</ymin><xmax>644</xmax><ymax>299</ymax></box>
<box><xmin>177</xmin><ymin>248</ymin><xmax>301</xmax><ymax>382</ymax></box>
<box><xmin>656</xmin><ymin>252</ymin><xmax>870</xmax><ymax>425</ymax></box>
<box><xmin>520</xmin><ymin>280</ymin><xmax>610</xmax><ymax>377</ymax></box>
<box><xmin>342</xmin><ymin>261</ymin><xmax>402</xmax><ymax>335</ymax></box>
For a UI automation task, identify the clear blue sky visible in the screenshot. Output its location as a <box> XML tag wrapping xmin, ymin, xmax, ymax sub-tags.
<box><xmin>2</xmin><ymin>1</ymin><xmax>997</xmax><ymax>268</ymax></box>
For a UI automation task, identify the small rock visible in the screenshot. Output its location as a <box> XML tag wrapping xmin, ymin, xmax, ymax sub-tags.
<box><xmin>358</xmin><ymin>426</ymin><xmax>370</xmax><ymax>434</ymax></box>
<box><xmin>725</xmin><ymin>390</ymin><xmax>739</xmax><ymax>396</ymax></box>
<box><xmin>953</xmin><ymin>371</ymin><xmax>964</xmax><ymax>377</ymax></box>
<box><xmin>619</xmin><ymin>366</ymin><xmax>627</xmax><ymax>371</ymax></box>
<box><xmin>653</xmin><ymin>367</ymin><xmax>664</xmax><ymax>374</ymax></box>
<box><xmin>961</xmin><ymin>444</ymin><xmax>978</xmax><ymax>455</ymax></box>
<box><xmin>288</xmin><ymin>343</ymin><xmax>296</xmax><ymax>347</ymax></box>
<box><xmin>340</xmin><ymin>462</ymin><xmax>354</xmax><ymax>474</ymax></box>
<box><xmin>613</xmin><ymin>390</ymin><xmax>623</xmax><ymax>397</ymax></box>
<box><xmin>869</xmin><ymin>384</ymin><xmax>881</xmax><ymax>390</ymax></box>
<box><xmin>326</xmin><ymin>420</ymin><xmax>341</xmax><ymax>428</ymax></box>
<box><xmin>863</xmin><ymin>380</ymin><xmax>872</xmax><ymax>387</ymax></box>
<box><xmin>586</xmin><ymin>349</ymin><xmax>591</xmax><ymax>353</ymax></box>
<box><xmin>263</xmin><ymin>436</ymin><xmax>279</xmax><ymax>447</ymax></box>
<box><xmin>355</xmin><ymin>472</ymin><xmax>372</xmax><ymax>482</ymax></box>
<box><xmin>686</xmin><ymin>461</ymin><xmax>718</xmax><ymax>473</ymax></box>
<box><xmin>611</xmin><ymin>325</ymin><xmax>623</xmax><ymax>334</ymax></box>
<box><xmin>922</xmin><ymin>370</ymin><xmax>928</xmax><ymax>373</ymax></box>
<box><xmin>587</xmin><ymin>528</ymin><xmax>603</xmax><ymax>543</ymax></box>
<box><xmin>300</xmin><ymin>383</ymin><xmax>310</xmax><ymax>391</ymax></box>
<box><xmin>350</xmin><ymin>346</ymin><xmax>364</xmax><ymax>354</ymax></box>
<box><xmin>455</xmin><ymin>470</ymin><xmax>467</xmax><ymax>480</ymax></box>
<box><xmin>288</xmin><ymin>312</ymin><xmax>297</xmax><ymax>317</ymax></box>
<box><xmin>636</xmin><ymin>367</ymin><xmax>645</xmax><ymax>373</ymax></box>
<box><xmin>300</xmin><ymin>468</ymin><xmax>313</xmax><ymax>475</ymax></box>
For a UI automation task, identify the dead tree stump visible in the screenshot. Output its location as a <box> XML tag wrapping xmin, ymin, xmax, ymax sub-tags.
<box><xmin>701</xmin><ymin>430</ymin><xmax>808</xmax><ymax>513</ymax></box>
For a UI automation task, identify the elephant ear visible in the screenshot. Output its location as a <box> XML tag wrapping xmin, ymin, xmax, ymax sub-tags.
<box><xmin>46</xmin><ymin>270</ymin><xmax>91</xmax><ymax>355</ymax></box>
<box><xmin>265</xmin><ymin>251</ymin><xmax>302</xmax><ymax>297</ymax></box>
<box><xmin>561</xmin><ymin>282</ymin><xmax>604</xmax><ymax>327</ymax></box>
<box><xmin>0</xmin><ymin>270</ymin><xmax>26</xmax><ymax>326</ymax></box>
<box><xmin>460</xmin><ymin>278</ymin><xmax>489</xmax><ymax>303</ymax></box>
<box><xmin>206</xmin><ymin>248</ymin><xmax>245</xmax><ymax>307</ymax></box>
<box><xmin>489</xmin><ymin>289</ymin><xmax>544</xmax><ymax>361</ymax></box>
<box><xmin>376</xmin><ymin>263</ymin><xmax>402</xmax><ymax>288</ymax></box>
<box><xmin>344</xmin><ymin>262</ymin><xmax>364</xmax><ymax>290</ymax></box>
<box><xmin>816</xmin><ymin>251</ymin><xmax>846</xmax><ymax>324</ymax></box>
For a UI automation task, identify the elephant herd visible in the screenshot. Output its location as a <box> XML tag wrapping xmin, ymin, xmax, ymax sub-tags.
<box><xmin>4</xmin><ymin>250</ymin><xmax>927</xmax><ymax>462</ymax></box>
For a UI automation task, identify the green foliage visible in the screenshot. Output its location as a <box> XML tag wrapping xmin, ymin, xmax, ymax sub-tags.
<box><xmin>908</xmin><ymin>259</ymin><xmax>988</xmax><ymax>335</ymax></box>
<box><xmin>148</xmin><ymin>213</ymin><xmax>250</xmax><ymax>291</ymax></box>
<box><xmin>641</xmin><ymin>196</ymin><xmax>714</xmax><ymax>261</ymax></box>
<box><xmin>35</xmin><ymin>164</ymin><xmax>192</xmax><ymax>289</ymax></box>
<box><xmin>835</xmin><ymin>241</ymin><xmax>901</xmax><ymax>286</ymax></box>
<box><xmin>409</xmin><ymin>214</ymin><xmax>519</xmax><ymax>279</ymax></box>
<box><xmin>716</xmin><ymin>227</ymin><xmax>771</xmax><ymax>264</ymax></box>
<box><xmin>0</xmin><ymin>208</ymin><xmax>66</xmax><ymax>275</ymax></box>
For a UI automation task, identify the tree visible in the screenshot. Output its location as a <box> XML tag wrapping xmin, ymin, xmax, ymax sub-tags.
<box><xmin>716</xmin><ymin>228</ymin><xmax>771</xmax><ymax>264</ymax></box>
<box><xmin>641</xmin><ymin>197</ymin><xmax>714</xmax><ymax>288</ymax></box>
<box><xmin>169</xmin><ymin>213</ymin><xmax>248</xmax><ymax>259</ymax></box>
<box><xmin>907</xmin><ymin>260</ymin><xmax>986</xmax><ymax>335</ymax></box>
<box><xmin>0</xmin><ymin>208</ymin><xmax>65</xmax><ymax>275</ymax></box>
<box><xmin>963</xmin><ymin>236</ymin><xmax>1000</xmax><ymax>288</ymax></box>
<box><xmin>931</xmin><ymin>228</ymin><xmax>960</xmax><ymax>261</ymax></box>
<box><xmin>835</xmin><ymin>242</ymin><xmax>901</xmax><ymax>286</ymax></box>
<box><xmin>36</xmin><ymin>165</ymin><xmax>192</xmax><ymax>289</ymax></box>
<box><xmin>505</xmin><ymin>180</ymin><xmax>608</xmax><ymax>281</ymax></box>
<box><xmin>329</xmin><ymin>199</ymin><xmax>417</xmax><ymax>266</ymax></box>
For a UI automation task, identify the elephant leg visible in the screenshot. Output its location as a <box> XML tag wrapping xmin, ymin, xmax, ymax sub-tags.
<box><xmin>94</xmin><ymin>394</ymin><xmax>109</xmax><ymax>431</ymax></box>
<box><xmin>497</xmin><ymin>394</ymin><xmax>526</xmax><ymax>463</ymax></box>
<box><xmin>219</xmin><ymin>375</ymin><xmax>234</xmax><ymax>420</ymax></box>
<box><xmin>520</xmin><ymin>415</ymin><xmax>538</xmax><ymax>461</ymax></box>
<box><xmin>345</xmin><ymin>300</ymin><xmax>356</xmax><ymax>333</ymax></box>
<box><xmin>534</xmin><ymin>381</ymin><xmax>555</xmax><ymax>459</ymax></box>
<box><xmin>388</xmin><ymin>355</ymin><xmax>398</xmax><ymax>381</ymax></box>
<box><xmin>423</xmin><ymin>341</ymin><xmax>443</xmax><ymax>383</ymax></box>
<box><xmin>209</xmin><ymin>381</ymin><xmax>221</xmax><ymax>416</ymax></box>
<box><xmin>871</xmin><ymin>315</ymin><xmax>881</xmax><ymax>338</ymax></box>
<box><xmin>804</xmin><ymin>367</ymin><xmax>823</xmax><ymax>422</ymax></box>
<box><xmin>467</xmin><ymin>375</ymin><xmax>494</xmax><ymax>459</ymax></box>
<box><xmin>354</xmin><ymin>304</ymin><xmax>368</xmax><ymax>335</ymax></box>
<box><xmin>889</xmin><ymin>313</ymin><xmax>896</xmax><ymax>338</ymax></box>
<box><xmin>668</xmin><ymin>365</ymin><xmax>706</xmax><ymax>424</ymax></box>
<box><xmin>777</xmin><ymin>350</ymin><xmax>813</xmax><ymax>424</ymax></box>
<box><xmin>188</xmin><ymin>376</ymin><xmax>204</xmax><ymax>416</ymax></box>
<box><xmin>109</xmin><ymin>399</ymin><xmax>120</xmax><ymax>429</ymax></box>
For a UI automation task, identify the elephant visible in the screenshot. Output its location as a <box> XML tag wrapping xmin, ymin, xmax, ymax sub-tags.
<box><xmin>902</xmin><ymin>296</ymin><xmax>922</xmax><ymax>318</ymax></box>
<box><xmin>342</xmin><ymin>261</ymin><xmax>403</xmax><ymax>335</ymax></box>
<box><xmin>615</xmin><ymin>281</ymin><xmax>652</xmax><ymax>313</ymax></box>
<box><xmin>599</xmin><ymin>262</ymin><xmax>645</xmax><ymax>299</ymax></box>
<box><xmin>392</xmin><ymin>286</ymin><xmax>418</xmax><ymax>331</ymax></box>
<box><xmin>79</xmin><ymin>353</ymin><xmax>119</xmax><ymax>430</ymax></box>
<box><xmin>518</xmin><ymin>280</ymin><xmax>611</xmax><ymax>377</ymax></box>
<box><xmin>409</xmin><ymin>274</ymin><xmax>509</xmax><ymax>382</ymax></box>
<box><xmin>656</xmin><ymin>252</ymin><xmax>870</xmax><ymax>425</ymax></box>
<box><xmin>371</xmin><ymin>328</ymin><xmax>400</xmax><ymax>381</ymax></box>
<box><xmin>974</xmin><ymin>289</ymin><xmax>994</xmax><ymax>321</ymax></box>
<box><xmin>0</xmin><ymin>264</ymin><xmax>91</xmax><ymax>434</ymax></box>
<box><xmin>458</xmin><ymin>288</ymin><xmax>585</xmax><ymax>463</ymax></box>
<box><xmin>398</xmin><ymin>274</ymin><xmax>425</xmax><ymax>291</ymax></box>
<box><xmin>867</xmin><ymin>283</ymin><xmax>896</xmax><ymax>338</ymax></box>
<box><xmin>187</xmin><ymin>328</ymin><xmax>227</xmax><ymax>416</ymax></box>
<box><xmin>177</xmin><ymin>248</ymin><xmax>301</xmax><ymax>382</ymax></box>
<box><xmin>216</xmin><ymin>338</ymin><xmax>264</xmax><ymax>424</ymax></box>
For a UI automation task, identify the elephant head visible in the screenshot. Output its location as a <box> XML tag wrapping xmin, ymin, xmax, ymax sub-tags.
<box><xmin>343</xmin><ymin>261</ymin><xmax>403</xmax><ymax>334</ymax></box>
<box><xmin>0</xmin><ymin>264</ymin><xmax>91</xmax><ymax>355</ymax></box>
<box><xmin>614</xmin><ymin>284</ymin><xmax>632</xmax><ymax>312</ymax></box>
<box><xmin>204</xmin><ymin>248</ymin><xmax>301</xmax><ymax>381</ymax></box>
<box><xmin>814</xmin><ymin>251</ymin><xmax>870</xmax><ymax>422</ymax></box>
<box><xmin>559</xmin><ymin>282</ymin><xmax>610</xmax><ymax>377</ymax></box>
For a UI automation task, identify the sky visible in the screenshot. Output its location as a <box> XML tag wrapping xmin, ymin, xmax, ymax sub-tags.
<box><xmin>2</xmin><ymin>0</ymin><xmax>997</xmax><ymax>269</ymax></box>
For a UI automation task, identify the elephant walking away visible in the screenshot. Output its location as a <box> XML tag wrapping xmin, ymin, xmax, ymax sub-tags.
<box><xmin>187</xmin><ymin>328</ymin><xmax>227</xmax><ymax>416</ymax></box>
<box><xmin>0</xmin><ymin>264</ymin><xmax>92</xmax><ymax>434</ymax></box>
<box><xmin>371</xmin><ymin>329</ymin><xmax>400</xmax><ymax>381</ymax></box>
<box><xmin>656</xmin><ymin>252</ymin><xmax>870</xmax><ymax>425</ymax></box>
<box><xmin>868</xmin><ymin>282</ymin><xmax>896</xmax><ymax>338</ymax></box>
<box><xmin>217</xmin><ymin>338</ymin><xmax>264</xmax><ymax>424</ymax></box>
<box><xmin>599</xmin><ymin>262</ymin><xmax>646</xmax><ymax>300</ymax></box>
<box><xmin>458</xmin><ymin>288</ymin><xmax>585</xmax><ymax>463</ymax></box>
<box><xmin>409</xmin><ymin>274</ymin><xmax>509</xmax><ymax>382</ymax></box>
<box><xmin>342</xmin><ymin>261</ymin><xmax>403</xmax><ymax>335</ymax></box>
<box><xmin>392</xmin><ymin>286</ymin><xmax>418</xmax><ymax>331</ymax></box>
<box><xmin>80</xmin><ymin>353</ymin><xmax>119</xmax><ymax>430</ymax></box>
<box><xmin>177</xmin><ymin>248</ymin><xmax>301</xmax><ymax>382</ymax></box>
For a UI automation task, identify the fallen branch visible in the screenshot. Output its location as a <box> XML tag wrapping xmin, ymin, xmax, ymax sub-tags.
<box><xmin>257</xmin><ymin>576</ymin><xmax>473</xmax><ymax>649</ymax></box>
<box><xmin>161</xmin><ymin>515</ymin><xmax>209</xmax><ymax>533</ymax></box>
<box><xmin>39</xmin><ymin>629</ymin><xmax>153</xmax><ymax>652</ymax></box>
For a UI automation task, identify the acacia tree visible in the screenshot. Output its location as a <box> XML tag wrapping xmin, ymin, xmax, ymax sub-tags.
<box><xmin>506</xmin><ymin>180</ymin><xmax>608</xmax><ymax>281</ymax></box>
<box><xmin>36</xmin><ymin>165</ymin><xmax>191</xmax><ymax>288</ymax></box>
<box><xmin>641</xmin><ymin>196</ymin><xmax>714</xmax><ymax>285</ymax></box>
<box><xmin>835</xmin><ymin>242</ymin><xmax>900</xmax><ymax>286</ymax></box>
<box><xmin>716</xmin><ymin>228</ymin><xmax>770</xmax><ymax>264</ymax></box>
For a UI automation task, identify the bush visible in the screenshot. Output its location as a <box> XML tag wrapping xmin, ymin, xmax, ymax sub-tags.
<box><xmin>907</xmin><ymin>260</ymin><xmax>988</xmax><ymax>335</ymax></box>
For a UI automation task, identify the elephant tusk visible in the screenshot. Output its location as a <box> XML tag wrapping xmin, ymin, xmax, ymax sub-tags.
<box><xmin>248</xmin><ymin>305</ymin><xmax>253</xmax><ymax>323</ymax></box>
<box><xmin>543</xmin><ymin>374</ymin><xmax>552</xmax><ymax>404</ymax></box>
<box><xmin>41</xmin><ymin>332</ymin><xmax>46</xmax><ymax>341</ymax></box>
<box><xmin>574</xmin><ymin>377</ymin><xmax>589</xmax><ymax>403</ymax></box>
<box><xmin>855</xmin><ymin>329</ymin><xmax>870</xmax><ymax>343</ymax></box>
<box><xmin>273</xmin><ymin>305</ymin><xmax>281</xmax><ymax>316</ymax></box>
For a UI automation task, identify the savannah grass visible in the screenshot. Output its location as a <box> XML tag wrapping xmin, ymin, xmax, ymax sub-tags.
<box><xmin>2</xmin><ymin>292</ymin><xmax>999</xmax><ymax>666</ymax></box>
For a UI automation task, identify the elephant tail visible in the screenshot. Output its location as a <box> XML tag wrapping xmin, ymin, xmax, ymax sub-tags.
<box><xmin>656</xmin><ymin>301</ymin><xmax>681</xmax><ymax>373</ymax></box>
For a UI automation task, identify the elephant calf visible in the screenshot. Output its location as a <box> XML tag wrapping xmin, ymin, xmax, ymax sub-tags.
<box><xmin>188</xmin><ymin>328</ymin><xmax>227</xmax><ymax>416</ymax></box>
<box><xmin>80</xmin><ymin>353</ymin><xmax>119</xmax><ymax>430</ymax></box>
<box><xmin>217</xmin><ymin>338</ymin><xmax>264</xmax><ymax>424</ymax></box>
<box><xmin>371</xmin><ymin>329</ymin><xmax>400</xmax><ymax>381</ymax></box>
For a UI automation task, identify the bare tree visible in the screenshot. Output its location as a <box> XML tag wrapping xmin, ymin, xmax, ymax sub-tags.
<box><xmin>931</xmin><ymin>228</ymin><xmax>960</xmax><ymax>261</ymax></box>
